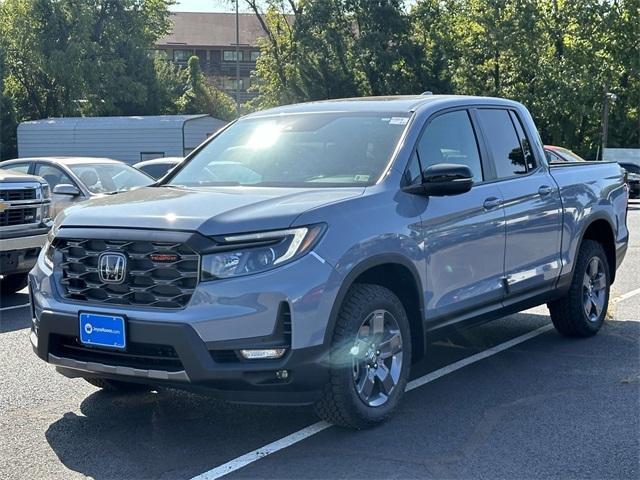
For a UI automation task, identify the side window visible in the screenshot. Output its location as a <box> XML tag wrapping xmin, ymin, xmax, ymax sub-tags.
<box><xmin>404</xmin><ymin>152</ymin><xmax>423</xmax><ymax>185</ymax></box>
<box><xmin>4</xmin><ymin>163</ymin><xmax>30</xmax><ymax>174</ymax></box>
<box><xmin>416</xmin><ymin>110</ymin><xmax>483</xmax><ymax>182</ymax></box>
<box><xmin>477</xmin><ymin>109</ymin><xmax>527</xmax><ymax>178</ymax></box>
<box><xmin>509</xmin><ymin>111</ymin><xmax>536</xmax><ymax>170</ymax></box>
<box><xmin>545</xmin><ymin>150</ymin><xmax>562</xmax><ymax>164</ymax></box>
<box><xmin>35</xmin><ymin>164</ymin><xmax>74</xmax><ymax>189</ymax></box>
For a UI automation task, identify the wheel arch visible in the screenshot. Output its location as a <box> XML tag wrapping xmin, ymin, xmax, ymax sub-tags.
<box><xmin>578</xmin><ymin>216</ymin><xmax>617</xmax><ymax>283</ymax></box>
<box><xmin>325</xmin><ymin>254</ymin><xmax>425</xmax><ymax>362</ymax></box>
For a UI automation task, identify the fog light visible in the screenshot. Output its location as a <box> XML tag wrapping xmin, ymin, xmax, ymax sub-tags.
<box><xmin>239</xmin><ymin>348</ymin><xmax>287</xmax><ymax>360</ymax></box>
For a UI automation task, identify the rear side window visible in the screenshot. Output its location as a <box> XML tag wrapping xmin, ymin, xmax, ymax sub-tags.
<box><xmin>417</xmin><ymin>110</ymin><xmax>483</xmax><ymax>182</ymax></box>
<box><xmin>477</xmin><ymin>109</ymin><xmax>527</xmax><ymax>178</ymax></box>
<box><xmin>509</xmin><ymin>111</ymin><xmax>536</xmax><ymax>170</ymax></box>
<box><xmin>4</xmin><ymin>163</ymin><xmax>30</xmax><ymax>174</ymax></box>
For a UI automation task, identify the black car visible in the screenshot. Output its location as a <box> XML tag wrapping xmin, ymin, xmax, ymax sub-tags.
<box><xmin>619</xmin><ymin>162</ymin><xmax>640</xmax><ymax>199</ymax></box>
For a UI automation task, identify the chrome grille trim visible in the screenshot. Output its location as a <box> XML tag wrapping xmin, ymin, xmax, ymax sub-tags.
<box><xmin>56</xmin><ymin>238</ymin><xmax>200</xmax><ymax>309</ymax></box>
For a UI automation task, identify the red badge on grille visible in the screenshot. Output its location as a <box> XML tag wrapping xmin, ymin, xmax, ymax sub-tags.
<box><xmin>150</xmin><ymin>253</ymin><xmax>179</xmax><ymax>263</ymax></box>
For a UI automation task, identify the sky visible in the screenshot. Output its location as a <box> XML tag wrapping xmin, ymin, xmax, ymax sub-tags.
<box><xmin>170</xmin><ymin>0</ymin><xmax>251</xmax><ymax>12</ymax></box>
<box><xmin>169</xmin><ymin>0</ymin><xmax>417</xmax><ymax>13</ymax></box>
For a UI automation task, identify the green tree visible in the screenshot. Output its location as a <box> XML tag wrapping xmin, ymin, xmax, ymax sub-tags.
<box><xmin>0</xmin><ymin>0</ymin><xmax>174</xmax><ymax>119</ymax></box>
<box><xmin>0</xmin><ymin>44</ymin><xmax>18</xmax><ymax>160</ymax></box>
<box><xmin>245</xmin><ymin>0</ymin><xmax>422</xmax><ymax>108</ymax></box>
<box><xmin>176</xmin><ymin>56</ymin><xmax>236</xmax><ymax>120</ymax></box>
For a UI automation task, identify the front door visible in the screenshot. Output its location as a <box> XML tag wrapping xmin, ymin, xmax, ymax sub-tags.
<box><xmin>34</xmin><ymin>163</ymin><xmax>83</xmax><ymax>218</ymax></box>
<box><xmin>412</xmin><ymin>109</ymin><xmax>506</xmax><ymax>322</ymax></box>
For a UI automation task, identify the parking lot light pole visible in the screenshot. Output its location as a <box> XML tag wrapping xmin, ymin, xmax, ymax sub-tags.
<box><xmin>235</xmin><ymin>0</ymin><xmax>240</xmax><ymax>118</ymax></box>
<box><xmin>601</xmin><ymin>91</ymin><xmax>617</xmax><ymax>160</ymax></box>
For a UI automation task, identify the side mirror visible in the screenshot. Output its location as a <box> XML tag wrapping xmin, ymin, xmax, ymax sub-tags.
<box><xmin>53</xmin><ymin>184</ymin><xmax>81</xmax><ymax>196</ymax></box>
<box><xmin>408</xmin><ymin>163</ymin><xmax>474</xmax><ymax>196</ymax></box>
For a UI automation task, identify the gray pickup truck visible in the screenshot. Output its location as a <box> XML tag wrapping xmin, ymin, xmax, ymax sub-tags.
<box><xmin>0</xmin><ymin>169</ymin><xmax>51</xmax><ymax>294</ymax></box>
<box><xmin>30</xmin><ymin>95</ymin><xmax>629</xmax><ymax>429</ymax></box>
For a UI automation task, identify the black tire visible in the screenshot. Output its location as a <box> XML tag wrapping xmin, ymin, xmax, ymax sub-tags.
<box><xmin>0</xmin><ymin>273</ymin><xmax>28</xmax><ymax>295</ymax></box>
<box><xmin>84</xmin><ymin>377</ymin><xmax>150</xmax><ymax>392</ymax></box>
<box><xmin>548</xmin><ymin>240</ymin><xmax>610</xmax><ymax>337</ymax></box>
<box><xmin>314</xmin><ymin>284</ymin><xmax>412</xmax><ymax>429</ymax></box>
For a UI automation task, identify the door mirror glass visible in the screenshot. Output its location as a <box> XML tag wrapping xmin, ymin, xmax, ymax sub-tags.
<box><xmin>421</xmin><ymin>163</ymin><xmax>474</xmax><ymax>196</ymax></box>
<box><xmin>53</xmin><ymin>183</ymin><xmax>81</xmax><ymax>196</ymax></box>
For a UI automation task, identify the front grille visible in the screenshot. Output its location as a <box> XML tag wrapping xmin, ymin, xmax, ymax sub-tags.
<box><xmin>57</xmin><ymin>238</ymin><xmax>199</xmax><ymax>308</ymax></box>
<box><xmin>50</xmin><ymin>334</ymin><xmax>184</xmax><ymax>372</ymax></box>
<box><xmin>0</xmin><ymin>208</ymin><xmax>37</xmax><ymax>226</ymax></box>
<box><xmin>0</xmin><ymin>188</ymin><xmax>37</xmax><ymax>201</ymax></box>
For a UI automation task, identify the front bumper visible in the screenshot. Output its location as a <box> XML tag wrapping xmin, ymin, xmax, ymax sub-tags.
<box><xmin>0</xmin><ymin>229</ymin><xmax>48</xmax><ymax>275</ymax></box>
<box><xmin>29</xmin><ymin>245</ymin><xmax>341</xmax><ymax>405</ymax></box>
<box><xmin>30</xmin><ymin>310</ymin><xmax>329</xmax><ymax>405</ymax></box>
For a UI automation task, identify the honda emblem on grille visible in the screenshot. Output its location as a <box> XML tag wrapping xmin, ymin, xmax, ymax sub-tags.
<box><xmin>98</xmin><ymin>252</ymin><xmax>127</xmax><ymax>284</ymax></box>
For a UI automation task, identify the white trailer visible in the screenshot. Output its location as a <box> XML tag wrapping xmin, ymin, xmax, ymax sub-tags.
<box><xmin>17</xmin><ymin>114</ymin><xmax>227</xmax><ymax>164</ymax></box>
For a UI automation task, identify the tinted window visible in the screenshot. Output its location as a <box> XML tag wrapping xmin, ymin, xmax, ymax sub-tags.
<box><xmin>510</xmin><ymin>111</ymin><xmax>536</xmax><ymax>170</ymax></box>
<box><xmin>35</xmin><ymin>164</ymin><xmax>74</xmax><ymax>189</ymax></box>
<box><xmin>404</xmin><ymin>152</ymin><xmax>423</xmax><ymax>185</ymax></box>
<box><xmin>69</xmin><ymin>164</ymin><xmax>153</xmax><ymax>194</ymax></box>
<box><xmin>620</xmin><ymin>163</ymin><xmax>640</xmax><ymax>174</ymax></box>
<box><xmin>4</xmin><ymin>163</ymin><xmax>30</xmax><ymax>174</ymax></box>
<box><xmin>545</xmin><ymin>150</ymin><xmax>563</xmax><ymax>163</ymax></box>
<box><xmin>477</xmin><ymin>109</ymin><xmax>527</xmax><ymax>177</ymax></box>
<box><xmin>417</xmin><ymin>110</ymin><xmax>483</xmax><ymax>182</ymax></box>
<box><xmin>141</xmin><ymin>163</ymin><xmax>173</xmax><ymax>179</ymax></box>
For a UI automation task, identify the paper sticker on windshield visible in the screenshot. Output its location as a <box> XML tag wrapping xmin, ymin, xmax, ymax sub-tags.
<box><xmin>389</xmin><ymin>117</ymin><xmax>408</xmax><ymax>125</ymax></box>
<box><xmin>354</xmin><ymin>175</ymin><xmax>370</xmax><ymax>182</ymax></box>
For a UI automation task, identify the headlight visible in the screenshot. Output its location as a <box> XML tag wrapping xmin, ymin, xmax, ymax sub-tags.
<box><xmin>201</xmin><ymin>225</ymin><xmax>325</xmax><ymax>280</ymax></box>
<box><xmin>43</xmin><ymin>230</ymin><xmax>55</xmax><ymax>269</ymax></box>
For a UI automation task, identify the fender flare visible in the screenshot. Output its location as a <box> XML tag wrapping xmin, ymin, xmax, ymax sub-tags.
<box><xmin>322</xmin><ymin>253</ymin><xmax>425</xmax><ymax>348</ymax></box>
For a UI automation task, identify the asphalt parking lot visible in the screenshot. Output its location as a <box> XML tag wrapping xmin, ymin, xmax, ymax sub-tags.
<box><xmin>1</xmin><ymin>201</ymin><xmax>638</xmax><ymax>480</ymax></box>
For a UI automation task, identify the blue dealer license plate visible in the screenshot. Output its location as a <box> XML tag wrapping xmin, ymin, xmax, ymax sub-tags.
<box><xmin>79</xmin><ymin>313</ymin><xmax>126</xmax><ymax>350</ymax></box>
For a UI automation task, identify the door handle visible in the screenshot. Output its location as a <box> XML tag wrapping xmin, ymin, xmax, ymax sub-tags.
<box><xmin>538</xmin><ymin>185</ymin><xmax>553</xmax><ymax>197</ymax></box>
<box><xmin>483</xmin><ymin>197</ymin><xmax>503</xmax><ymax>210</ymax></box>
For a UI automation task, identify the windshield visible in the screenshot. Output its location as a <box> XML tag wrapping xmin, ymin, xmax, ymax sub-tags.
<box><xmin>620</xmin><ymin>163</ymin><xmax>640</xmax><ymax>174</ymax></box>
<box><xmin>70</xmin><ymin>163</ymin><xmax>154</xmax><ymax>194</ymax></box>
<box><xmin>555</xmin><ymin>147</ymin><xmax>585</xmax><ymax>162</ymax></box>
<box><xmin>167</xmin><ymin>112</ymin><xmax>411</xmax><ymax>188</ymax></box>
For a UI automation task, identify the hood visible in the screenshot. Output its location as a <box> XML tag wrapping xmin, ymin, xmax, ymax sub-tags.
<box><xmin>0</xmin><ymin>168</ymin><xmax>46</xmax><ymax>184</ymax></box>
<box><xmin>56</xmin><ymin>185</ymin><xmax>364</xmax><ymax>235</ymax></box>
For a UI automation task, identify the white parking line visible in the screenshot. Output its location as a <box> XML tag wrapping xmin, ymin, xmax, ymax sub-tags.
<box><xmin>191</xmin><ymin>323</ymin><xmax>554</xmax><ymax>480</ymax></box>
<box><xmin>612</xmin><ymin>287</ymin><xmax>640</xmax><ymax>304</ymax></box>
<box><xmin>0</xmin><ymin>303</ymin><xmax>30</xmax><ymax>312</ymax></box>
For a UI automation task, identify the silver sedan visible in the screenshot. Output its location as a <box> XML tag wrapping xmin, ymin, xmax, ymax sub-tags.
<box><xmin>0</xmin><ymin>157</ymin><xmax>154</xmax><ymax>217</ymax></box>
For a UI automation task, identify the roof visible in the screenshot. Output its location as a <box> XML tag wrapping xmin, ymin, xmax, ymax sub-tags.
<box><xmin>18</xmin><ymin>115</ymin><xmax>211</xmax><ymax>131</ymax></box>
<box><xmin>246</xmin><ymin>95</ymin><xmax>522</xmax><ymax>117</ymax></box>
<box><xmin>156</xmin><ymin>12</ymin><xmax>273</xmax><ymax>48</ymax></box>
<box><xmin>134</xmin><ymin>157</ymin><xmax>183</xmax><ymax>167</ymax></box>
<box><xmin>3</xmin><ymin>157</ymin><xmax>122</xmax><ymax>165</ymax></box>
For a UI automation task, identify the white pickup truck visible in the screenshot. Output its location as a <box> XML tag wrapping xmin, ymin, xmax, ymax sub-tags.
<box><xmin>0</xmin><ymin>169</ymin><xmax>51</xmax><ymax>294</ymax></box>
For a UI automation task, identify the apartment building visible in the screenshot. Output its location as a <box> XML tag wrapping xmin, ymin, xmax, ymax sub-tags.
<box><xmin>156</xmin><ymin>12</ymin><xmax>266</xmax><ymax>103</ymax></box>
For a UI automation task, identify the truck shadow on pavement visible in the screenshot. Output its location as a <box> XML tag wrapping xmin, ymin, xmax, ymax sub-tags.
<box><xmin>0</xmin><ymin>291</ymin><xmax>31</xmax><ymax>333</ymax></box>
<box><xmin>43</xmin><ymin>315</ymin><xmax>639</xmax><ymax>480</ymax></box>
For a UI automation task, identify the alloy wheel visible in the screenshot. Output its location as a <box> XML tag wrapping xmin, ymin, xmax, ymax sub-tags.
<box><xmin>583</xmin><ymin>256</ymin><xmax>607</xmax><ymax>322</ymax></box>
<box><xmin>350</xmin><ymin>309</ymin><xmax>403</xmax><ymax>407</ymax></box>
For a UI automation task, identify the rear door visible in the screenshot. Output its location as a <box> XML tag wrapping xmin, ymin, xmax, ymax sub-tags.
<box><xmin>34</xmin><ymin>163</ymin><xmax>83</xmax><ymax>217</ymax></box>
<box><xmin>411</xmin><ymin>109</ymin><xmax>507</xmax><ymax>322</ymax></box>
<box><xmin>476</xmin><ymin>108</ymin><xmax>562</xmax><ymax>297</ymax></box>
